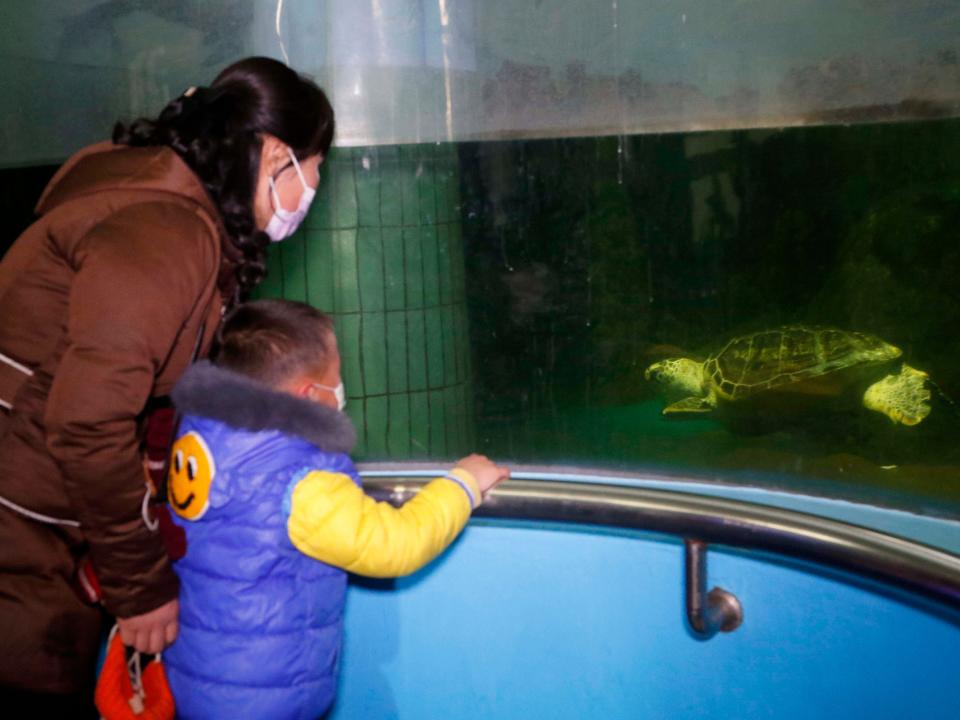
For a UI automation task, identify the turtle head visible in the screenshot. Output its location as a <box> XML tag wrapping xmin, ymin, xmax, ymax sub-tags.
<box><xmin>645</xmin><ymin>358</ymin><xmax>705</xmax><ymax>397</ymax></box>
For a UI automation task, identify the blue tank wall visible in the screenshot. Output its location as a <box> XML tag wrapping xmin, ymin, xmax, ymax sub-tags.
<box><xmin>330</xmin><ymin>481</ymin><xmax>960</xmax><ymax>719</ymax></box>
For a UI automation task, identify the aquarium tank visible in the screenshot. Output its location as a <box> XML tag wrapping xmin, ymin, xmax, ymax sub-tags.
<box><xmin>2</xmin><ymin>0</ymin><xmax>959</xmax><ymax>519</ymax></box>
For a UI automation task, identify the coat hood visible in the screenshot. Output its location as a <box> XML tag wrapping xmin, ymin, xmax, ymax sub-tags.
<box><xmin>35</xmin><ymin>141</ymin><xmax>219</xmax><ymax>221</ymax></box>
<box><xmin>172</xmin><ymin>361</ymin><xmax>356</xmax><ymax>455</ymax></box>
<box><xmin>34</xmin><ymin>140</ymin><xmax>243</xmax><ymax>297</ymax></box>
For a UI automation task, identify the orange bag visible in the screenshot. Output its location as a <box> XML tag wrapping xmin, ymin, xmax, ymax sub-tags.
<box><xmin>95</xmin><ymin>627</ymin><xmax>175</xmax><ymax>720</ymax></box>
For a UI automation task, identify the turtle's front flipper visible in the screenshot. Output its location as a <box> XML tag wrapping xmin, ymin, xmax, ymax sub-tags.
<box><xmin>863</xmin><ymin>364</ymin><xmax>932</xmax><ymax>426</ymax></box>
<box><xmin>663</xmin><ymin>396</ymin><xmax>715</xmax><ymax>415</ymax></box>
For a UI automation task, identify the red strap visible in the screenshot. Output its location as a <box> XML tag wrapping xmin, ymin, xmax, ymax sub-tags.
<box><xmin>143</xmin><ymin>406</ymin><xmax>177</xmax><ymax>496</ymax></box>
<box><xmin>156</xmin><ymin>504</ymin><xmax>187</xmax><ymax>561</ymax></box>
<box><xmin>76</xmin><ymin>555</ymin><xmax>102</xmax><ymax>604</ymax></box>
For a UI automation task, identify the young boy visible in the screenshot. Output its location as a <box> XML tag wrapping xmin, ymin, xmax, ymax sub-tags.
<box><xmin>162</xmin><ymin>299</ymin><xmax>508</xmax><ymax>719</ymax></box>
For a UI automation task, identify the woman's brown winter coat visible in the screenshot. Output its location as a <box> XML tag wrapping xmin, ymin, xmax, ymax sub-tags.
<box><xmin>0</xmin><ymin>141</ymin><xmax>233</xmax><ymax>619</ymax></box>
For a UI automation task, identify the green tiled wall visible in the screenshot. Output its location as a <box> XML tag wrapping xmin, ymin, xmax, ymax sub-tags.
<box><xmin>256</xmin><ymin>144</ymin><xmax>474</xmax><ymax>460</ymax></box>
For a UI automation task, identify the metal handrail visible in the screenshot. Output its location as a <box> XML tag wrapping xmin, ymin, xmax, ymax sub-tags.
<box><xmin>360</xmin><ymin>468</ymin><xmax>960</xmax><ymax>615</ymax></box>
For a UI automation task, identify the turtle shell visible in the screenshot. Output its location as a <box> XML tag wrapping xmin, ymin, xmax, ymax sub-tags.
<box><xmin>704</xmin><ymin>326</ymin><xmax>902</xmax><ymax>401</ymax></box>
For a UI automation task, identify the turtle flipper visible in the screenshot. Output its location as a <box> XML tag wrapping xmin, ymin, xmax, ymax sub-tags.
<box><xmin>863</xmin><ymin>364</ymin><xmax>932</xmax><ymax>426</ymax></box>
<box><xmin>662</xmin><ymin>396</ymin><xmax>715</xmax><ymax>415</ymax></box>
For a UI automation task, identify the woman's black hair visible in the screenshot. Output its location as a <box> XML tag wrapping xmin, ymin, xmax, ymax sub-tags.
<box><xmin>112</xmin><ymin>57</ymin><xmax>335</xmax><ymax>297</ymax></box>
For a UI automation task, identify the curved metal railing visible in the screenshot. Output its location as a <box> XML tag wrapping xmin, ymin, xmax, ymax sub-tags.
<box><xmin>359</xmin><ymin>465</ymin><xmax>960</xmax><ymax>622</ymax></box>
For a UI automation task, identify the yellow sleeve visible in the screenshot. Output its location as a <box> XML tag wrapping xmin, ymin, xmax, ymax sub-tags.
<box><xmin>286</xmin><ymin>468</ymin><xmax>481</xmax><ymax>578</ymax></box>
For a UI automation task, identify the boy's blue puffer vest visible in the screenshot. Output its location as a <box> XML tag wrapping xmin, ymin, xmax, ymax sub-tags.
<box><xmin>163</xmin><ymin>364</ymin><xmax>359</xmax><ymax>720</ymax></box>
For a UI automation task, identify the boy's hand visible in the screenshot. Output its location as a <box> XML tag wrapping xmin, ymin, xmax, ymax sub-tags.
<box><xmin>117</xmin><ymin>597</ymin><xmax>179</xmax><ymax>654</ymax></box>
<box><xmin>454</xmin><ymin>454</ymin><xmax>510</xmax><ymax>498</ymax></box>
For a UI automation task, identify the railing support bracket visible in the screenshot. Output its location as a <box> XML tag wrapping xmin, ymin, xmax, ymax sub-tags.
<box><xmin>685</xmin><ymin>539</ymin><xmax>743</xmax><ymax>638</ymax></box>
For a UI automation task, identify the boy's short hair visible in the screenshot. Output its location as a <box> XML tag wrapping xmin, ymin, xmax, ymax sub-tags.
<box><xmin>214</xmin><ymin>299</ymin><xmax>335</xmax><ymax>387</ymax></box>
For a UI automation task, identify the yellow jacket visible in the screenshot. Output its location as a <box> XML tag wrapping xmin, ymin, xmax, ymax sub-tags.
<box><xmin>287</xmin><ymin>467</ymin><xmax>481</xmax><ymax>577</ymax></box>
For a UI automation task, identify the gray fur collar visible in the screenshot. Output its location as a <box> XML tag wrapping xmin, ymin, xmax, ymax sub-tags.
<box><xmin>171</xmin><ymin>361</ymin><xmax>356</xmax><ymax>454</ymax></box>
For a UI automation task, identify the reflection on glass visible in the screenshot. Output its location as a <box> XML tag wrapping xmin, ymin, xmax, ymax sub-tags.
<box><xmin>3</xmin><ymin>1</ymin><xmax>959</xmax><ymax>163</ymax></box>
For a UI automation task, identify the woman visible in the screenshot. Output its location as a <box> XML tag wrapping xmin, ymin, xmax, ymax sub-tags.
<box><xmin>0</xmin><ymin>56</ymin><xmax>333</xmax><ymax>711</ymax></box>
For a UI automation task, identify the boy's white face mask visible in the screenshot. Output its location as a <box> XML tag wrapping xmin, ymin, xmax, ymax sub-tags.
<box><xmin>265</xmin><ymin>148</ymin><xmax>316</xmax><ymax>242</ymax></box>
<box><xmin>312</xmin><ymin>381</ymin><xmax>346</xmax><ymax>412</ymax></box>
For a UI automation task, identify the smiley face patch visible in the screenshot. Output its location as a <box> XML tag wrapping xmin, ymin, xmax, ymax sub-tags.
<box><xmin>168</xmin><ymin>431</ymin><xmax>216</xmax><ymax>521</ymax></box>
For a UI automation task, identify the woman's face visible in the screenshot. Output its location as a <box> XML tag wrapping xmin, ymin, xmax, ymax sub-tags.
<box><xmin>253</xmin><ymin>134</ymin><xmax>324</xmax><ymax>231</ymax></box>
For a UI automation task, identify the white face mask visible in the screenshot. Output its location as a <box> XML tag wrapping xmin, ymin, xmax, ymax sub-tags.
<box><xmin>312</xmin><ymin>381</ymin><xmax>346</xmax><ymax>412</ymax></box>
<box><xmin>265</xmin><ymin>148</ymin><xmax>316</xmax><ymax>242</ymax></box>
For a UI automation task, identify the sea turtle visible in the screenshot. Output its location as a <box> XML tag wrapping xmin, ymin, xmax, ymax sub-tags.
<box><xmin>644</xmin><ymin>325</ymin><xmax>932</xmax><ymax>426</ymax></box>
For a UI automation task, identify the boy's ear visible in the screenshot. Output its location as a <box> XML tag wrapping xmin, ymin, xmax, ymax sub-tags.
<box><xmin>280</xmin><ymin>373</ymin><xmax>314</xmax><ymax>399</ymax></box>
<box><xmin>295</xmin><ymin>380</ymin><xmax>317</xmax><ymax>399</ymax></box>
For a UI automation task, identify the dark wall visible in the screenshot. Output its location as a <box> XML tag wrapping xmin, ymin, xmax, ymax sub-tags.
<box><xmin>1</xmin><ymin>164</ymin><xmax>59</xmax><ymax>258</ymax></box>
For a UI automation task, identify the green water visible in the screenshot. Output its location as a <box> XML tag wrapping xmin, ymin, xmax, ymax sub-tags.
<box><xmin>255</xmin><ymin>118</ymin><xmax>960</xmax><ymax>517</ymax></box>
<box><xmin>456</xmin><ymin>119</ymin><xmax>960</xmax><ymax>517</ymax></box>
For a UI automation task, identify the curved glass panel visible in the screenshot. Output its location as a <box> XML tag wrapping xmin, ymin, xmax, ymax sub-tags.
<box><xmin>253</xmin><ymin>126</ymin><xmax>960</xmax><ymax>519</ymax></box>
<box><xmin>2</xmin><ymin>3</ymin><xmax>958</xmax><ymax>517</ymax></box>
